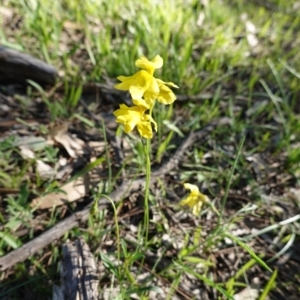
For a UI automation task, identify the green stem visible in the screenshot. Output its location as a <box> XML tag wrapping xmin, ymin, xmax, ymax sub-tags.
<box><xmin>219</xmin><ymin>134</ymin><xmax>245</xmax><ymax>223</ymax></box>
<box><xmin>143</xmin><ymin>137</ymin><xmax>151</xmax><ymax>242</ymax></box>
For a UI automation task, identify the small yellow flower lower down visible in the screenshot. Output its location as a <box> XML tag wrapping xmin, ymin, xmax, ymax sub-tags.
<box><xmin>113</xmin><ymin>104</ymin><xmax>157</xmax><ymax>139</ymax></box>
<box><xmin>180</xmin><ymin>183</ymin><xmax>209</xmax><ymax>216</ymax></box>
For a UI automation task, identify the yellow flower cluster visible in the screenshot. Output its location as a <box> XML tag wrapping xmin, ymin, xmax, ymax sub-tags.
<box><xmin>113</xmin><ymin>55</ymin><xmax>178</xmax><ymax>139</ymax></box>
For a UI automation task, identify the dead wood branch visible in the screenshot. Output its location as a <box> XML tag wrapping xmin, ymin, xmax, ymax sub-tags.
<box><xmin>53</xmin><ymin>238</ymin><xmax>98</xmax><ymax>300</ymax></box>
<box><xmin>0</xmin><ymin>45</ymin><xmax>58</xmax><ymax>85</ymax></box>
<box><xmin>0</xmin><ymin>117</ymin><xmax>231</xmax><ymax>271</ymax></box>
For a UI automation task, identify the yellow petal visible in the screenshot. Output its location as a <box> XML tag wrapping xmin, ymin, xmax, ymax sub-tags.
<box><xmin>156</xmin><ymin>79</ymin><xmax>179</xmax><ymax>89</ymax></box>
<box><xmin>180</xmin><ymin>183</ymin><xmax>209</xmax><ymax>216</ymax></box>
<box><xmin>192</xmin><ymin>202</ymin><xmax>203</xmax><ymax>216</ymax></box>
<box><xmin>143</xmin><ymin>77</ymin><xmax>160</xmax><ymax>106</ymax></box>
<box><xmin>183</xmin><ymin>183</ymin><xmax>199</xmax><ymax>194</ymax></box>
<box><xmin>144</xmin><ymin>114</ymin><xmax>157</xmax><ymax>132</ymax></box>
<box><xmin>135</xmin><ymin>55</ymin><xmax>163</xmax><ymax>75</ymax></box>
<box><xmin>137</xmin><ymin>122</ymin><xmax>153</xmax><ymax>139</ymax></box>
<box><xmin>113</xmin><ymin>104</ymin><xmax>145</xmax><ymax>133</ymax></box>
<box><xmin>129</xmin><ymin>85</ymin><xmax>146</xmax><ymax>101</ymax></box>
<box><xmin>156</xmin><ymin>79</ymin><xmax>178</xmax><ymax>105</ymax></box>
<box><xmin>113</xmin><ymin>104</ymin><xmax>156</xmax><ymax>138</ymax></box>
<box><xmin>114</xmin><ymin>71</ymin><xmax>152</xmax><ymax>99</ymax></box>
<box><xmin>132</xmin><ymin>98</ymin><xmax>150</xmax><ymax>109</ymax></box>
<box><xmin>136</xmin><ymin>113</ymin><xmax>157</xmax><ymax>138</ymax></box>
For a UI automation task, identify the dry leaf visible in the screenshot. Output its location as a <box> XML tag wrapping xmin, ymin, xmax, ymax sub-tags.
<box><xmin>19</xmin><ymin>145</ymin><xmax>35</xmax><ymax>159</ymax></box>
<box><xmin>88</xmin><ymin>141</ymin><xmax>106</xmax><ymax>152</ymax></box>
<box><xmin>36</xmin><ymin>160</ymin><xmax>55</xmax><ymax>179</ymax></box>
<box><xmin>31</xmin><ymin>175</ymin><xmax>89</xmax><ymax>209</ymax></box>
<box><xmin>16</xmin><ymin>136</ymin><xmax>48</xmax><ymax>151</ymax></box>
<box><xmin>288</xmin><ymin>188</ymin><xmax>300</xmax><ymax>204</ymax></box>
<box><xmin>197</xmin><ymin>12</ymin><xmax>205</xmax><ymax>27</ymax></box>
<box><xmin>49</xmin><ymin>122</ymin><xmax>84</xmax><ymax>158</ymax></box>
<box><xmin>63</xmin><ymin>20</ymin><xmax>83</xmax><ymax>30</ymax></box>
<box><xmin>0</xmin><ymin>6</ymin><xmax>13</xmax><ymax>24</ymax></box>
<box><xmin>241</xmin><ymin>13</ymin><xmax>259</xmax><ymax>48</ymax></box>
<box><xmin>234</xmin><ymin>286</ymin><xmax>260</xmax><ymax>300</ymax></box>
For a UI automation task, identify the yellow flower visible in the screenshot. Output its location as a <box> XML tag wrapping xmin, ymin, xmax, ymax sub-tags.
<box><xmin>114</xmin><ymin>55</ymin><xmax>178</xmax><ymax>108</ymax></box>
<box><xmin>180</xmin><ymin>183</ymin><xmax>209</xmax><ymax>216</ymax></box>
<box><xmin>113</xmin><ymin>104</ymin><xmax>157</xmax><ymax>139</ymax></box>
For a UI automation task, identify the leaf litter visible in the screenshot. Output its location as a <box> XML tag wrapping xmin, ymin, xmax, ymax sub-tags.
<box><xmin>1</xmin><ymin>78</ymin><xmax>300</xmax><ymax>299</ymax></box>
<box><xmin>1</xmin><ymin>10</ymin><xmax>300</xmax><ymax>300</ymax></box>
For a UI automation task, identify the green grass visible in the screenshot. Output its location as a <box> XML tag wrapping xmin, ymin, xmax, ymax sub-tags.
<box><xmin>1</xmin><ymin>0</ymin><xmax>300</xmax><ymax>299</ymax></box>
